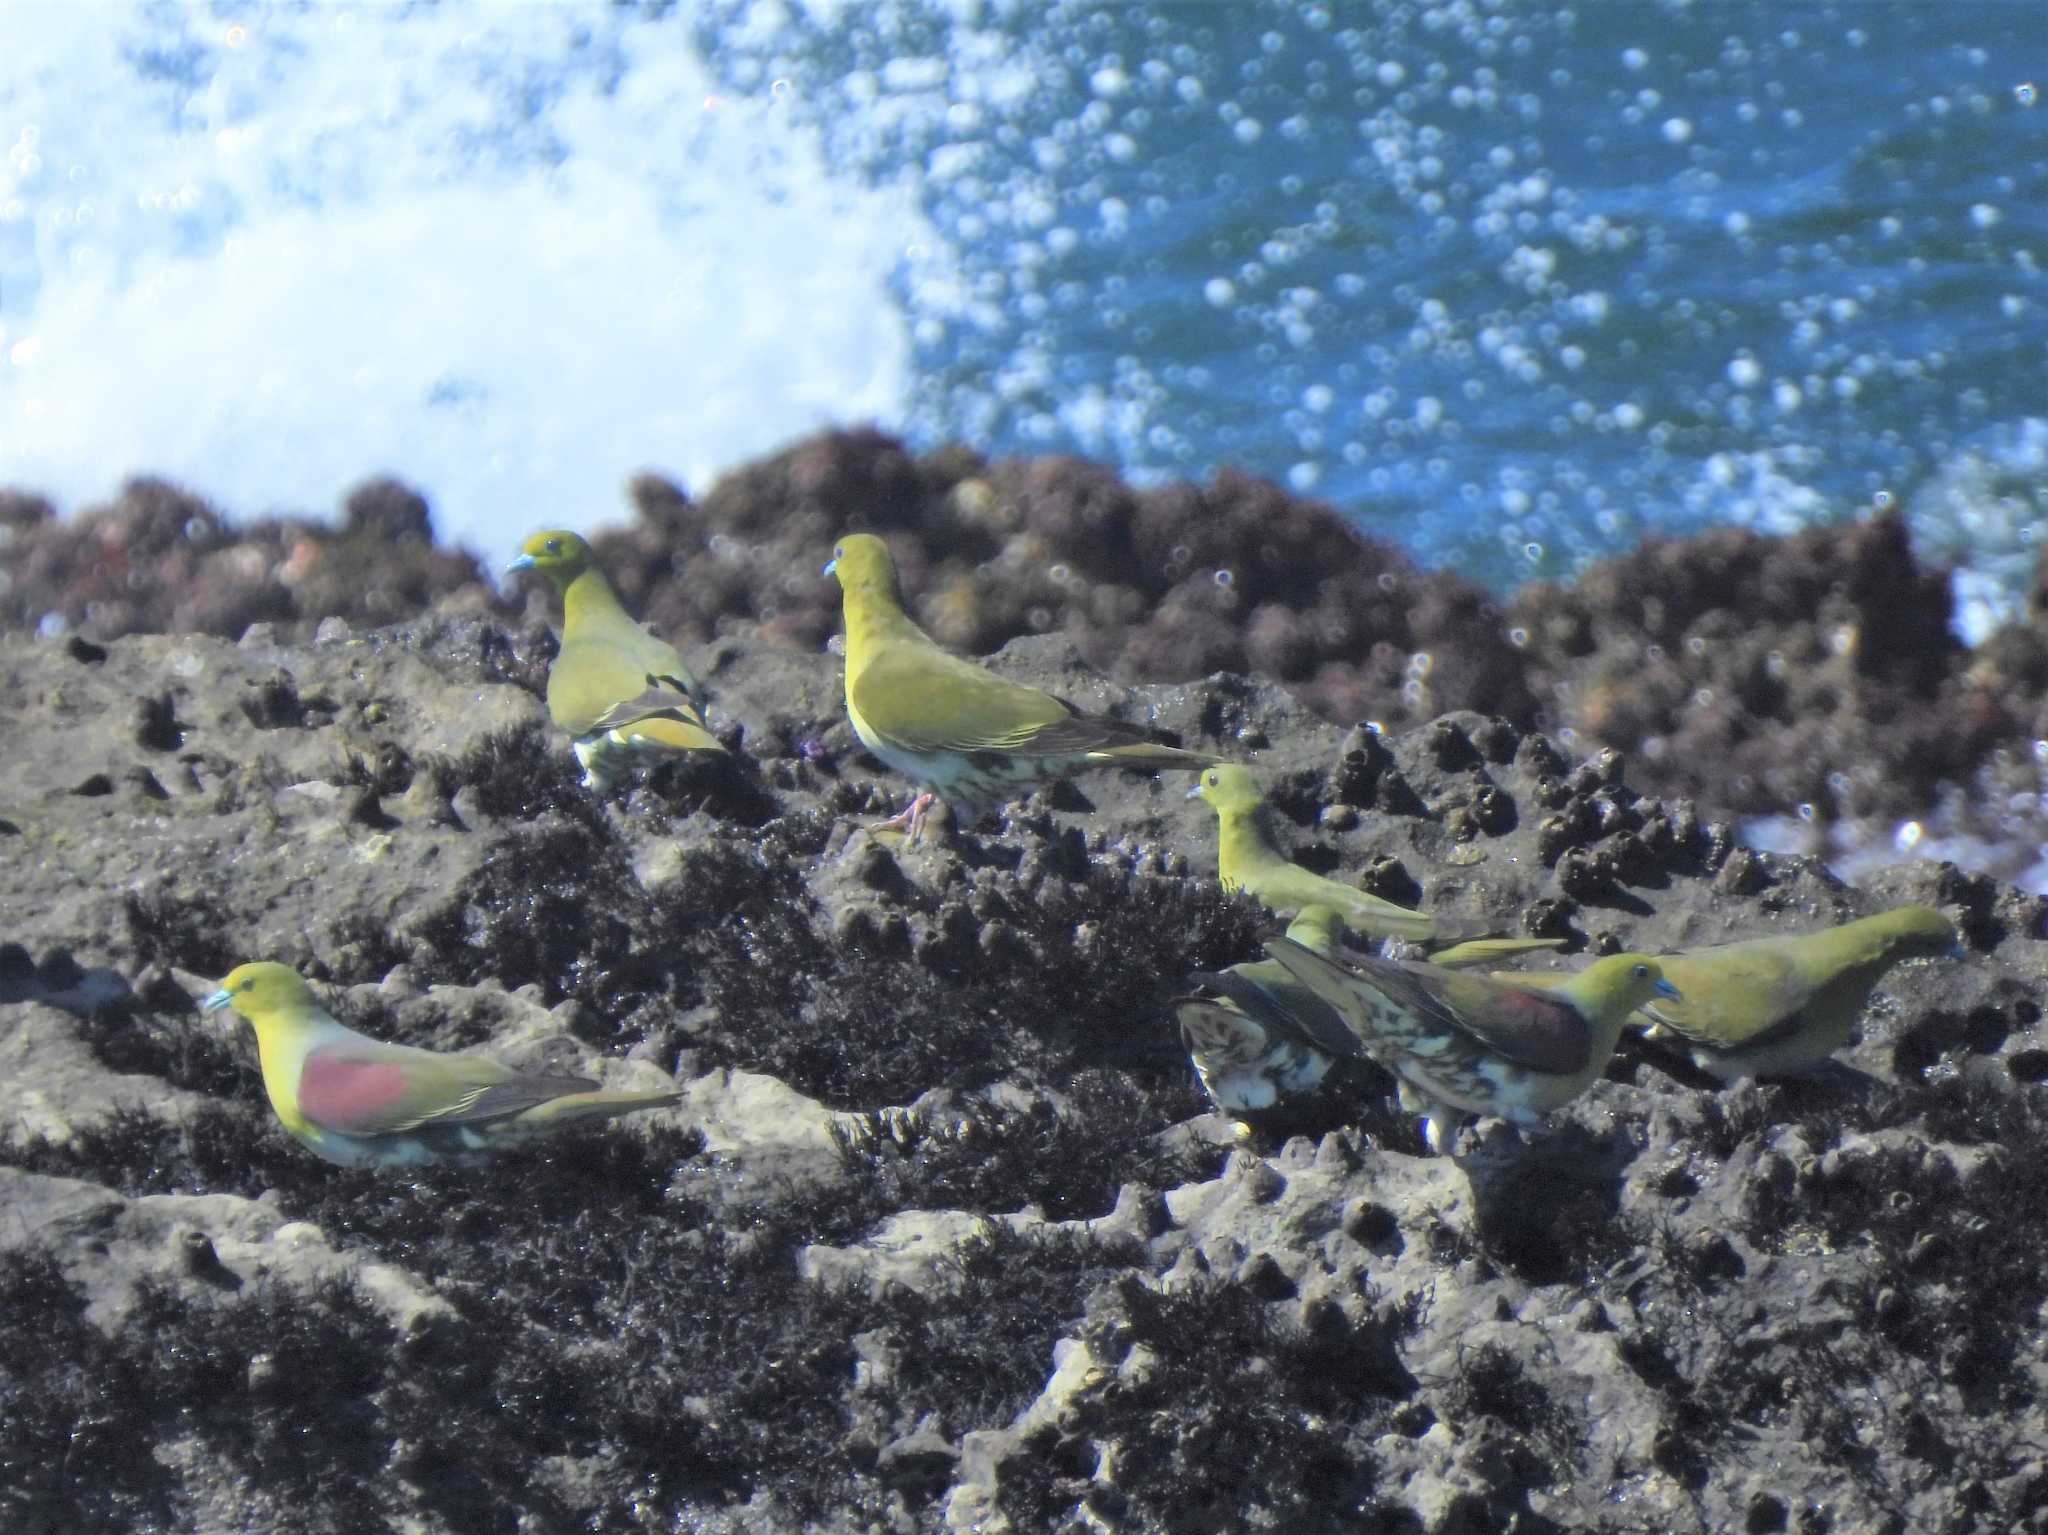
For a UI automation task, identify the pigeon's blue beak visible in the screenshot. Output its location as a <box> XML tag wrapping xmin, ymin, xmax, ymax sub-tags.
<box><xmin>201</xmin><ymin>988</ymin><xmax>234</xmax><ymax>1013</ymax></box>
<box><xmin>1186</xmin><ymin>783</ymin><xmax>1204</xmax><ymax>799</ymax></box>
<box><xmin>1653</xmin><ymin>979</ymin><xmax>1681</xmax><ymax>1001</ymax></box>
<box><xmin>506</xmin><ymin>553</ymin><xmax>536</xmax><ymax>574</ymax></box>
<box><xmin>821</xmin><ymin>557</ymin><xmax>838</xmax><ymax>577</ymax></box>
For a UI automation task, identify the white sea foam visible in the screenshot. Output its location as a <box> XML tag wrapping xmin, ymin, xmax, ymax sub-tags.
<box><xmin>2</xmin><ymin>0</ymin><xmax>2042</xmax><ymax>641</ymax></box>
<box><xmin>0</xmin><ymin>3</ymin><xmax>936</xmax><ymax>567</ymax></box>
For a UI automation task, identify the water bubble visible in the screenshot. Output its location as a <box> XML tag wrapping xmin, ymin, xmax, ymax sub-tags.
<box><xmin>1873</xmin><ymin>489</ymin><xmax>1894</xmax><ymax>511</ymax></box>
<box><xmin>771</xmin><ymin>79</ymin><xmax>792</xmax><ymax>100</ymax></box>
<box><xmin>1894</xmin><ymin>820</ymin><xmax>1924</xmax><ymax>851</ymax></box>
<box><xmin>1090</xmin><ymin>66</ymin><xmax>1128</xmax><ymax>98</ymax></box>
<box><xmin>1027</xmin><ymin>606</ymin><xmax>1051</xmax><ymax>631</ymax></box>
<box><xmin>1213</xmin><ymin>568</ymin><xmax>1233</xmax><ymax>587</ymax></box>
<box><xmin>1523</xmin><ymin>541</ymin><xmax>1544</xmax><ymax>563</ymax></box>
<box><xmin>1376</xmin><ymin>571</ymin><xmax>1397</xmax><ymax>592</ymax></box>
<box><xmin>2018</xmin><ymin>83</ymin><xmax>2038</xmax><ymax>107</ymax></box>
<box><xmin>183</xmin><ymin>517</ymin><xmax>209</xmax><ymax>540</ymax></box>
<box><xmin>1686</xmin><ymin>635</ymin><xmax>1707</xmax><ymax>656</ymax></box>
<box><xmin>1692</xmin><ymin>687</ymin><xmax>1715</xmax><ymax>708</ymax></box>
<box><xmin>1204</xmin><ymin>277</ymin><xmax>1236</xmax><ymax>307</ymax></box>
<box><xmin>37</xmin><ymin>611</ymin><xmax>68</xmax><ymax>638</ymax></box>
<box><xmin>1796</xmin><ymin>802</ymin><xmax>1816</xmax><ymax>822</ymax></box>
<box><xmin>1508</xmin><ymin>626</ymin><xmax>1529</xmax><ymax>648</ymax></box>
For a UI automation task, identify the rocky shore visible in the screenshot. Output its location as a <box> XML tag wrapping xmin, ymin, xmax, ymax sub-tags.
<box><xmin>4</xmin><ymin>433</ymin><xmax>2048</xmax><ymax>1532</ymax></box>
<box><xmin>13</xmin><ymin>429</ymin><xmax>2048</xmax><ymax>839</ymax></box>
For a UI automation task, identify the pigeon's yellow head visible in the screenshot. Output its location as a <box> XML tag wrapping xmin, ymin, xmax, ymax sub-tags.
<box><xmin>1870</xmin><ymin>904</ymin><xmax>1962</xmax><ymax>959</ymax></box>
<box><xmin>1571</xmin><ymin>954</ymin><xmax>1679</xmax><ymax>1016</ymax></box>
<box><xmin>1190</xmin><ymin>763</ymin><xmax>1267</xmax><ymax>818</ymax></box>
<box><xmin>507</xmin><ymin>529</ymin><xmax>598</xmax><ymax>590</ymax></box>
<box><xmin>822</xmin><ymin>533</ymin><xmax>901</xmax><ymax>603</ymax></box>
<box><xmin>203</xmin><ymin>962</ymin><xmax>320</xmax><ymax>1028</ymax></box>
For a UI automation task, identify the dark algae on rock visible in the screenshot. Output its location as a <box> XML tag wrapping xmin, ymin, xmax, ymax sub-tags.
<box><xmin>5</xmin><ymin>434</ymin><xmax>2048</xmax><ymax>1532</ymax></box>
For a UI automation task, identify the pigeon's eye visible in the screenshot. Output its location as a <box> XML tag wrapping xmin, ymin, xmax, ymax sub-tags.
<box><xmin>240</xmin><ymin>977</ymin><xmax>257</xmax><ymax>991</ymax></box>
<box><xmin>1631</xmin><ymin>963</ymin><xmax>1649</xmax><ymax>980</ymax></box>
<box><xmin>833</xmin><ymin>544</ymin><xmax>844</xmax><ymax>560</ymax></box>
<box><xmin>544</xmin><ymin>538</ymin><xmax>562</xmax><ymax>554</ymax></box>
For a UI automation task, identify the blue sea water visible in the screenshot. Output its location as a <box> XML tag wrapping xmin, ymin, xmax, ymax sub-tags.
<box><xmin>2</xmin><ymin>1</ymin><xmax>2045</xmax><ymax>640</ymax></box>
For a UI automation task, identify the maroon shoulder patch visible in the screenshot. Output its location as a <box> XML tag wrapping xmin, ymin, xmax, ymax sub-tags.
<box><xmin>299</xmin><ymin>1053</ymin><xmax>410</xmax><ymax>1133</ymax></box>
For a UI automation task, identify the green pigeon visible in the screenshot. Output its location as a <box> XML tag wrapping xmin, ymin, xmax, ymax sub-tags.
<box><xmin>1261</xmin><ymin>939</ymin><xmax>1678</xmax><ymax>1154</ymax></box>
<box><xmin>1192</xmin><ymin>763</ymin><xmax>1508</xmax><ymax>945</ymax></box>
<box><xmin>824</xmin><ymin>532</ymin><xmax>1220</xmax><ymax>836</ymax></box>
<box><xmin>1176</xmin><ymin>905</ymin><xmax>1366</xmax><ymax>1117</ymax></box>
<box><xmin>508</xmin><ymin>529</ymin><xmax>723</xmax><ymax>792</ymax></box>
<box><xmin>203</xmin><ymin>963</ymin><xmax>679</xmax><ymax>1168</ymax></box>
<box><xmin>1177</xmin><ymin>906</ymin><xmax>1560</xmax><ymax>1121</ymax></box>
<box><xmin>1629</xmin><ymin>906</ymin><xmax>1959</xmax><ymax>1081</ymax></box>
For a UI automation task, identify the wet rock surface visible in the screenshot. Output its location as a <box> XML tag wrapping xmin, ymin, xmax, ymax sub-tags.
<box><xmin>3</xmin><ymin>593</ymin><xmax>2048</xmax><ymax>1534</ymax></box>
<box><xmin>14</xmin><ymin>431</ymin><xmax>2048</xmax><ymax>846</ymax></box>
